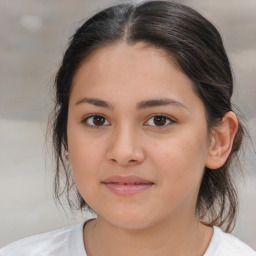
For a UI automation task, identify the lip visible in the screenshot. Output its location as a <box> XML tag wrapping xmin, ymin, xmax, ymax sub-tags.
<box><xmin>102</xmin><ymin>175</ymin><xmax>154</xmax><ymax>195</ymax></box>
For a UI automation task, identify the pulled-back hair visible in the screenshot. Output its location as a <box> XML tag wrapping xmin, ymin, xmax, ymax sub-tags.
<box><xmin>51</xmin><ymin>1</ymin><xmax>245</xmax><ymax>232</ymax></box>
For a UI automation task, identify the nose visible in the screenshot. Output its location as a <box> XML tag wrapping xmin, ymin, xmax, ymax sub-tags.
<box><xmin>106</xmin><ymin>125</ymin><xmax>145</xmax><ymax>167</ymax></box>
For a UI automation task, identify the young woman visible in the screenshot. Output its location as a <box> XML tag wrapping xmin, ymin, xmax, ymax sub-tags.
<box><xmin>1</xmin><ymin>1</ymin><xmax>255</xmax><ymax>255</ymax></box>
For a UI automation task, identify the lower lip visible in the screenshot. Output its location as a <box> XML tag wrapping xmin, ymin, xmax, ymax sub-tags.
<box><xmin>103</xmin><ymin>183</ymin><xmax>153</xmax><ymax>195</ymax></box>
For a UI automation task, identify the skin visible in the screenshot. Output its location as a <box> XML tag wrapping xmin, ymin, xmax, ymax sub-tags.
<box><xmin>67</xmin><ymin>42</ymin><xmax>238</xmax><ymax>256</ymax></box>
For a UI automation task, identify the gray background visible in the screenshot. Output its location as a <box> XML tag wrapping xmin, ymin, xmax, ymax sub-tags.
<box><xmin>0</xmin><ymin>0</ymin><xmax>255</xmax><ymax>249</ymax></box>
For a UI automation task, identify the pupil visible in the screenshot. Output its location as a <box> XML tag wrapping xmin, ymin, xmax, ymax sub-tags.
<box><xmin>154</xmin><ymin>116</ymin><xmax>166</xmax><ymax>126</ymax></box>
<box><xmin>93</xmin><ymin>116</ymin><xmax>105</xmax><ymax>126</ymax></box>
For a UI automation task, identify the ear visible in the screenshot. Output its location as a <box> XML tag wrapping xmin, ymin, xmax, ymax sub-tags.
<box><xmin>65</xmin><ymin>151</ymin><xmax>70</xmax><ymax>161</ymax></box>
<box><xmin>206</xmin><ymin>111</ymin><xmax>238</xmax><ymax>170</ymax></box>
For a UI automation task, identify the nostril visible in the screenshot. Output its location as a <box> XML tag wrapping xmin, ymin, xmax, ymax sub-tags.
<box><xmin>109</xmin><ymin>158</ymin><xmax>137</xmax><ymax>166</ymax></box>
<box><xmin>111</xmin><ymin>159</ymin><xmax>117</xmax><ymax>163</ymax></box>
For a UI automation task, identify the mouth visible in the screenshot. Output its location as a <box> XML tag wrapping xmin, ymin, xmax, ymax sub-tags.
<box><xmin>102</xmin><ymin>175</ymin><xmax>154</xmax><ymax>195</ymax></box>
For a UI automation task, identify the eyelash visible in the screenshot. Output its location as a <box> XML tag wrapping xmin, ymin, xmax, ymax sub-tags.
<box><xmin>82</xmin><ymin>114</ymin><xmax>175</xmax><ymax>128</ymax></box>
<box><xmin>82</xmin><ymin>114</ymin><xmax>110</xmax><ymax>128</ymax></box>
<box><xmin>145</xmin><ymin>114</ymin><xmax>175</xmax><ymax>128</ymax></box>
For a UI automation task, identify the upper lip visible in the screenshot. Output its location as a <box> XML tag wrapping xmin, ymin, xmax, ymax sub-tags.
<box><xmin>102</xmin><ymin>175</ymin><xmax>153</xmax><ymax>184</ymax></box>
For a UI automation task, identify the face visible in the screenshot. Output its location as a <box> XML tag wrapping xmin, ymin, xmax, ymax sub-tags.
<box><xmin>67</xmin><ymin>42</ymin><xmax>212</xmax><ymax>230</ymax></box>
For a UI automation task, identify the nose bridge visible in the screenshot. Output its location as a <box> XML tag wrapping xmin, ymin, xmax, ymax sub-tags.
<box><xmin>106</xmin><ymin>121</ymin><xmax>145</xmax><ymax>166</ymax></box>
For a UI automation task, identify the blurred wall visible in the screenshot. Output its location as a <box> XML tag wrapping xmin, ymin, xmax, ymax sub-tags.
<box><xmin>0</xmin><ymin>0</ymin><xmax>255</xmax><ymax>249</ymax></box>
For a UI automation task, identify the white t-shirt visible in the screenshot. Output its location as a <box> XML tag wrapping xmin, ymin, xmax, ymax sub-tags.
<box><xmin>1</xmin><ymin>220</ymin><xmax>255</xmax><ymax>256</ymax></box>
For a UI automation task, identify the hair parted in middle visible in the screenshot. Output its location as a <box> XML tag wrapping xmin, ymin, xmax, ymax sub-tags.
<box><xmin>51</xmin><ymin>1</ymin><xmax>245</xmax><ymax>232</ymax></box>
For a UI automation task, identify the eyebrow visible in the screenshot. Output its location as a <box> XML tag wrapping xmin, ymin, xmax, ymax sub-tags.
<box><xmin>137</xmin><ymin>98</ymin><xmax>187</xmax><ymax>110</ymax></box>
<box><xmin>75</xmin><ymin>97</ymin><xmax>187</xmax><ymax>110</ymax></box>
<box><xmin>75</xmin><ymin>97</ymin><xmax>114</xmax><ymax>109</ymax></box>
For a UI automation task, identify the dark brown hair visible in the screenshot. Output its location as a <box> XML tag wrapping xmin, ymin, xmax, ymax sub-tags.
<box><xmin>51</xmin><ymin>1</ymin><xmax>245</xmax><ymax>232</ymax></box>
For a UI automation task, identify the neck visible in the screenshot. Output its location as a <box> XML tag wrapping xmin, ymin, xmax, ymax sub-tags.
<box><xmin>83</xmin><ymin>214</ymin><xmax>213</xmax><ymax>256</ymax></box>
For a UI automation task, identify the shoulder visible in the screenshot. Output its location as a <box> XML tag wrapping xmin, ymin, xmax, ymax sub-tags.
<box><xmin>205</xmin><ymin>226</ymin><xmax>256</xmax><ymax>256</ymax></box>
<box><xmin>220</xmin><ymin>231</ymin><xmax>256</xmax><ymax>256</ymax></box>
<box><xmin>0</xmin><ymin>222</ymin><xmax>86</xmax><ymax>256</ymax></box>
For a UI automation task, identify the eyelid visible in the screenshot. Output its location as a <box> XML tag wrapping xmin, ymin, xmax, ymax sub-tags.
<box><xmin>81</xmin><ymin>113</ymin><xmax>176</xmax><ymax>128</ymax></box>
<box><xmin>81</xmin><ymin>113</ymin><xmax>110</xmax><ymax>127</ymax></box>
<box><xmin>144</xmin><ymin>114</ymin><xmax>176</xmax><ymax>127</ymax></box>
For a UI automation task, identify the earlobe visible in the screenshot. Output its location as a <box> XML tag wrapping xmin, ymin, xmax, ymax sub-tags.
<box><xmin>206</xmin><ymin>111</ymin><xmax>238</xmax><ymax>170</ymax></box>
<box><xmin>65</xmin><ymin>152</ymin><xmax>70</xmax><ymax>161</ymax></box>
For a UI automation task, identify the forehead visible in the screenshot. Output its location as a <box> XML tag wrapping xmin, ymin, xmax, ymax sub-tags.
<box><xmin>72</xmin><ymin>41</ymin><xmax>179</xmax><ymax>84</ymax></box>
<box><xmin>70</xmin><ymin>42</ymin><xmax>203</xmax><ymax>112</ymax></box>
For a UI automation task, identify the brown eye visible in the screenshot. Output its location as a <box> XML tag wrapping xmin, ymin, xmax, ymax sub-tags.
<box><xmin>145</xmin><ymin>115</ymin><xmax>174</xmax><ymax>127</ymax></box>
<box><xmin>153</xmin><ymin>116</ymin><xmax>167</xmax><ymax>126</ymax></box>
<box><xmin>84</xmin><ymin>115</ymin><xmax>110</xmax><ymax>127</ymax></box>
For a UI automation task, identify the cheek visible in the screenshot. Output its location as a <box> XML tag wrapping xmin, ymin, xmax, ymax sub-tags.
<box><xmin>69</xmin><ymin>139</ymin><xmax>104</xmax><ymax>205</ymax></box>
<box><xmin>149</xmin><ymin>130</ymin><xmax>208</xmax><ymax>184</ymax></box>
<box><xmin>70</xmin><ymin>142</ymin><xmax>104</xmax><ymax>174</ymax></box>
<box><xmin>68</xmin><ymin>128</ymin><xmax>106</xmax><ymax>182</ymax></box>
<box><xmin>151</xmin><ymin>138</ymin><xmax>207</xmax><ymax>210</ymax></box>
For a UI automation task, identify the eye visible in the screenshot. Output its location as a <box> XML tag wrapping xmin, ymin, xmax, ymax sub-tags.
<box><xmin>82</xmin><ymin>114</ymin><xmax>110</xmax><ymax>127</ymax></box>
<box><xmin>145</xmin><ymin>115</ymin><xmax>174</xmax><ymax>127</ymax></box>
